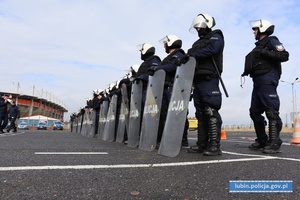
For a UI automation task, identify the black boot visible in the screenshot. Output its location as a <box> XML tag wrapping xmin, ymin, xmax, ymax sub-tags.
<box><xmin>249</xmin><ymin>139</ymin><xmax>267</xmax><ymax>150</ymax></box>
<box><xmin>203</xmin><ymin>141</ymin><xmax>222</xmax><ymax>156</ymax></box>
<box><xmin>249</xmin><ymin>119</ymin><xmax>268</xmax><ymax>150</ymax></box>
<box><xmin>188</xmin><ymin>119</ymin><xmax>208</xmax><ymax>153</ymax></box>
<box><xmin>263</xmin><ymin>119</ymin><xmax>281</xmax><ymax>154</ymax></box>
<box><xmin>203</xmin><ymin>117</ymin><xmax>222</xmax><ymax>156</ymax></box>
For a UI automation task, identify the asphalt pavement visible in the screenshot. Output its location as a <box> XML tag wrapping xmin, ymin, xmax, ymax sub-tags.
<box><xmin>0</xmin><ymin>129</ymin><xmax>300</xmax><ymax>200</ymax></box>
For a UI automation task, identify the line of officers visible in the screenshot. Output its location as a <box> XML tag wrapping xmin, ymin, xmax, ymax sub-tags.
<box><xmin>71</xmin><ymin>13</ymin><xmax>289</xmax><ymax>156</ymax></box>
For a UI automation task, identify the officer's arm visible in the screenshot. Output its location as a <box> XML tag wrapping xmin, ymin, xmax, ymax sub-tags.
<box><xmin>157</xmin><ymin>54</ymin><xmax>182</xmax><ymax>72</ymax></box>
<box><xmin>261</xmin><ymin>38</ymin><xmax>289</xmax><ymax>62</ymax></box>
<box><xmin>261</xmin><ymin>49</ymin><xmax>289</xmax><ymax>62</ymax></box>
<box><xmin>190</xmin><ymin>33</ymin><xmax>224</xmax><ymax>59</ymax></box>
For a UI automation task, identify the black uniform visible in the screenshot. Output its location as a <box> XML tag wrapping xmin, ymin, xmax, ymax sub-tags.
<box><xmin>92</xmin><ymin>94</ymin><xmax>103</xmax><ymax>136</ymax></box>
<box><xmin>187</xmin><ymin>29</ymin><xmax>225</xmax><ymax>156</ymax></box>
<box><xmin>244</xmin><ymin>35</ymin><xmax>289</xmax><ymax>153</ymax></box>
<box><xmin>7</xmin><ymin>103</ymin><xmax>20</xmax><ymax>132</ymax></box>
<box><xmin>0</xmin><ymin>94</ymin><xmax>8</xmax><ymax>133</ymax></box>
<box><xmin>136</xmin><ymin>55</ymin><xmax>161</xmax><ymax>111</ymax></box>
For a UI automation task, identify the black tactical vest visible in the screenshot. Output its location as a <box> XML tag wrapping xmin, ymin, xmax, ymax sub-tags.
<box><xmin>244</xmin><ymin>36</ymin><xmax>279</xmax><ymax>77</ymax></box>
<box><xmin>188</xmin><ymin>30</ymin><xmax>224</xmax><ymax>77</ymax></box>
<box><xmin>161</xmin><ymin>49</ymin><xmax>185</xmax><ymax>85</ymax></box>
<box><xmin>137</xmin><ymin>55</ymin><xmax>160</xmax><ymax>78</ymax></box>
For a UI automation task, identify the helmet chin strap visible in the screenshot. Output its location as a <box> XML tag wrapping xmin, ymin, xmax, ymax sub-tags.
<box><xmin>255</xmin><ymin>31</ymin><xmax>261</xmax><ymax>40</ymax></box>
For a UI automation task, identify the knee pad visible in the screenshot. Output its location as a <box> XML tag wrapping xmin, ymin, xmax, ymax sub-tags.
<box><xmin>265</xmin><ymin>109</ymin><xmax>279</xmax><ymax>121</ymax></box>
<box><xmin>250</xmin><ymin>111</ymin><xmax>265</xmax><ymax>124</ymax></box>
<box><xmin>204</xmin><ymin>107</ymin><xmax>215</xmax><ymax>117</ymax></box>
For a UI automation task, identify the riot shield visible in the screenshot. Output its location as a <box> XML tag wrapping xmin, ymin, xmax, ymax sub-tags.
<box><xmin>139</xmin><ymin>69</ymin><xmax>165</xmax><ymax>151</ymax></box>
<box><xmin>127</xmin><ymin>81</ymin><xmax>143</xmax><ymax>147</ymax></box>
<box><xmin>158</xmin><ymin>57</ymin><xmax>196</xmax><ymax>157</ymax></box>
<box><xmin>71</xmin><ymin>118</ymin><xmax>76</xmax><ymax>133</ymax></box>
<box><xmin>81</xmin><ymin>108</ymin><xmax>90</xmax><ymax>136</ymax></box>
<box><xmin>98</xmin><ymin>100</ymin><xmax>109</xmax><ymax>139</ymax></box>
<box><xmin>79</xmin><ymin>112</ymin><xmax>84</xmax><ymax>134</ymax></box>
<box><xmin>116</xmin><ymin>83</ymin><xmax>130</xmax><ymax>143</ymax></box>
<box><xmin>75</xmin><ymin>116</ymin><xmax>80</xmax><ymax>133</ymax></box>
<box><xmin>89</xmin><ymin>111</ymin><xmax>97</xmax><ymax>137</ymax></box>
<box><xmin>102</xmin><ymin>95</ymin><xmax>117</xmax><ymax>141</ymax></box>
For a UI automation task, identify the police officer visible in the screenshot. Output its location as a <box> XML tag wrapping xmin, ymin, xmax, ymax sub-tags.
<box><xmin>7</xmin><ymin>101</ymin><xmax>20</xmax><ymax>133</ymax></box>
<box><xmin>0</xmin><ymin>93</ymin><xmax>9</xmax><ymax>133</ymax></box>
<box><xmin>242</xmin><ymin>19</ymin><xmax>289</xmax><ymax>154</ymax></box>
<box><xmin>136</xmin><ymin>43</ymin><xmax>161</xmax><ymax>111</ymax></box>
<box><xmin>180</xmin><ymin>14</ymin><xmax>225</xmax><ymax>156</ymax></box>
<box><xmin>86</xmin><ymin>97</ymin><xmax>93</xmax><ymax>109</ymax></box>
<box><xmin>148</xmin><ymin>35</ymin><xmax>189</xmax><ymax>147</ymax></box>
<box><xmin>91</xmin><ymin>89</ymin><xmax>104</xmax><ymax>137</ymax></box>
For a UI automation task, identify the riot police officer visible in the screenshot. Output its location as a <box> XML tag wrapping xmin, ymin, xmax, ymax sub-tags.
<box><xmin>7</xmin><ymin>101</ymin><xmax>20</xmax><ymax>133</ymax></box>
<box><xmin>136</xmin><ymin>43</ymin><xmax>161</xmax><ymax>111</ymax></box>
<box><xmin>0</xmin><ymin>93</ymin><xmax>10</xmax><ymax>133</ymax></box>
<box><xmin>181</xmin><ymin>14</ymin><xmax>225</xmax><ymax>156</ymax></box>
<box><xmin>148</xmin><ymin>35</ymin><xmax>189</xmax><ymax>147</ymax></box>
<box><xmin>242</xmin><ymin>19</ymin><xmax>289</xmax><ymax>154</ymax></box>
<box><xmin>91</xmin><ymin>89</ymin><xmax>104</xmax><ymax>137</ymax></box>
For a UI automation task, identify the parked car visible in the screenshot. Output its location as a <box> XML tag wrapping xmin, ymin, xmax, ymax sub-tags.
<box><xmin>18</xmin><ymin>122</ymin><xmax>29</xmax><ymax>130</ymax></box>
<box><xmin>37</xmin><ymin>122</ymin><xmax>47</xmax><ymax>130</ymax></box>
<box><xmin>53</xmin><ymin>121</ymin><xmax>63</xmax><ymax>130</ymax></box>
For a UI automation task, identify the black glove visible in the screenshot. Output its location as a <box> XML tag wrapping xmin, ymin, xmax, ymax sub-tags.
<box><xmin>133</xmin><ymin>77</ymin><xmax>141</xmax><ymax>84</ymax></box>
<box><xmin>147</xmin><ymin>66</ymin><xmax>157</xmax><ymax>76</ymax></box>
<box><xmin>178</xmin><ymin>54</ymin><xmax>190</xmax><ymax>66</ymax></box>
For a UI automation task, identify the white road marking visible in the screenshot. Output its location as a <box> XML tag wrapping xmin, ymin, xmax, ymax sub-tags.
<box><xmin>1</xmin><ymin>151</ymin><xmax>300</xmax><ymax>171</ymax></box>
<box><xmin>35</xmin><ymin>152</ymin><xmax>108</xmax><ymax>155</ymax></box>
<box><xmin>221</xmin><ymin>138</ymin><xmax>291</xmax><ymax>146</ymax></box>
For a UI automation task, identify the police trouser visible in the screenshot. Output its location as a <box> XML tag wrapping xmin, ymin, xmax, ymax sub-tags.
<box><xmin>7</xmin><ymin>117</ymin><xmax>17</xmax><ymax>131</ymax></box>
<box><xmin>0</xmin><ymin>114</ymin><xmax>8</xmax><ymax>131</ymax></box>
<box><xmin>94</xmin><ymin>111</ymin><xmax>100</xmax><ymax>135</ymax></box>
<box><xmin>193</xmin><ymin>78</ymin><xmax>222</xmax><ymax>146</ymax></box>
<box><xmin>250</xmin><ymin>83</ymin><xmax>282</xmax><ymax>144</ymax></box>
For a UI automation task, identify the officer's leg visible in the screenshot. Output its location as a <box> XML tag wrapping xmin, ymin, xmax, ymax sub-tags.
<box><xmin>188</xmin><ymin>111</ymin><xmax>209</xmax><ymax>153</ymax></box>
<box><xmin>182</xmin><ymin>118</ymin><xmax>189</xmax><ymax>147</ymax></box>
<box><xmin>11</xmin><ymin>118</ymin><xmax>17</xmax><ymax>132</ymax></box>
<box><xmin>0</xmin><ymin>116</ymin><xmax>3</xmax><ymax>133</ymax></box>
<box><xmin>6</xmin><ymin>117</ymin><xmax>11</xmax><ymax>132</ymax></box>
<box><xmin>263</xmin><ymin>109</ymin><xmax>282</xmax><ymax>154</ymax></box>
<box><xmin>157</xmin><ymin>87</ymin><xmax>169</xmax><ymax>146</ymax></box>
<box><xmin>203</xmin><ymin>107</ymin><xmax>222</xmax><ymax>156</ymax></box>
<box><xmin>188</xmin><ymin>92</ymin><xmax>209</xmax><ymax>153</ymax></box>
<box><xmin>249</xmin><ymin>111</ymin><xmax>268</xmax><ymax>149</ymax></box>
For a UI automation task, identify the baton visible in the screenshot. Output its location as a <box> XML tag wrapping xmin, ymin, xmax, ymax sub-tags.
<box><xmin>211</xmin><ymin>57</ymin><xmax>229</xmax><ymax>98</ymax></box>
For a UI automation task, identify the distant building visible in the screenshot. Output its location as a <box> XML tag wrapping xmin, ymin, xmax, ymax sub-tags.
<box><xmin>1</xmin><ymin>91</ymin><xmax>68</xmax><ymax>121</ymax></box>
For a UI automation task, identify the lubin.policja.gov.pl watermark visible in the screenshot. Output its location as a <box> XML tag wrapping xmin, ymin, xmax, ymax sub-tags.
<box><xmin>229</xmin><ymin>180</ymin><xmax>293</xmax><ymax>193</ymax></box>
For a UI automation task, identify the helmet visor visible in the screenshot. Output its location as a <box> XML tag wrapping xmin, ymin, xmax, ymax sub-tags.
<box><xmin>189</xmin><ymin>16</ymin><xmax>207</xmax><ymax>34</ymax></box>
<box><xmin>137</xmin><ymin>43</ymin><xmax>153</xmax><ymax>55</ymax></box>
<box><xmin>249</xmin><ymin>20</ymin><xmax>262</xmax><ymax>30</ymax></box>
<box><xmin>159</xmin><ymin>36</ymin><xmax>168</xmax><ymax>46</ymax></box>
